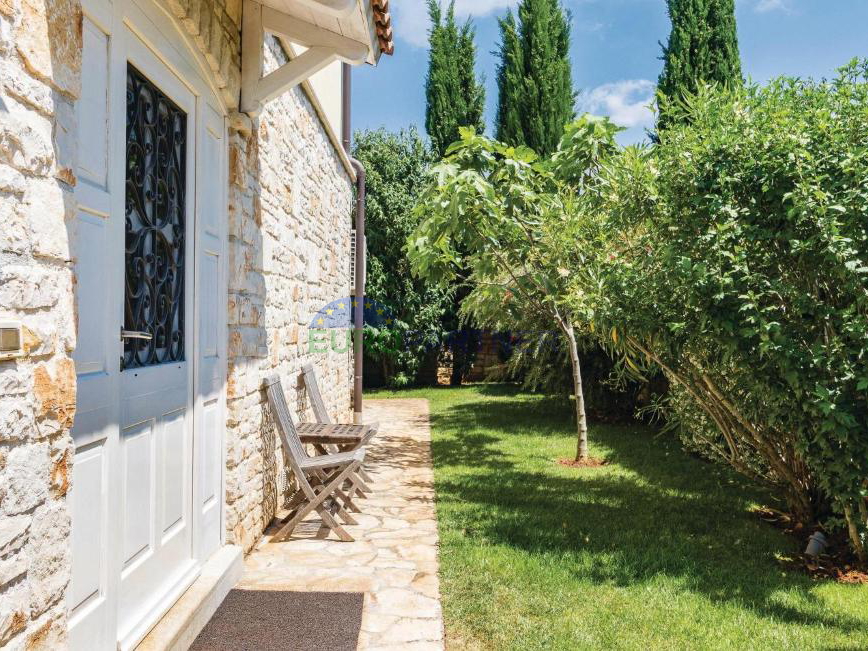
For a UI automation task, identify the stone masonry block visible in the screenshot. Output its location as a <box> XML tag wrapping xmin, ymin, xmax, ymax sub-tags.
<box><xmin>0</xmin><ymin>265</ymin><xmax>58</xmax><ymax>310</ymax></box>
<box><xmin>26</xmin><ymin>501</ymin><xmax>70</xmax><ymax>618</ymax></box>
<box><xmin>1</xmin><ymin>443</ymin><xmax>49</xmax><ymax>515</ymax></box>
<box><xmin>15</xmin><ymin>0</ymin><xmax>82</xmax><ymax>98</ymax></box>
<box><xmin>0</xmin><ymin>104</ymin><xmax>54</xmax><ymax>175</ymax></box>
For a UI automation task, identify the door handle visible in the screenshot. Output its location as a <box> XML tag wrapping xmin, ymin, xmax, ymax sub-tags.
<box><xmin>120</xmin><ymin>329</ymin><xmax>153</xmax><ymax>342</ymax></box>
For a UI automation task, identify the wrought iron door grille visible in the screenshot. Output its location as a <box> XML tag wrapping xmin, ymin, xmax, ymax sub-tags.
<box><xmin>123</xmin><ymin>63</ymin><xmax>187</xmax><ymax>369</ymax></box>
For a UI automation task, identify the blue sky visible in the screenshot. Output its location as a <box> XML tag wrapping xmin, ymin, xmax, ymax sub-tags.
<box><xmin>352</xmin><ymin>0</ymin><xmax>868</xmax><ymax>145</ymax></box>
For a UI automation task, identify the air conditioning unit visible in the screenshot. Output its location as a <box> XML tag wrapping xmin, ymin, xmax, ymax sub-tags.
<box><xmin>350</xmin><ymin>228</ymin><xmax>366</xmax><ymax>304</ymax></box>
<box><xmin>349</xmin><ymin>228</ymin><xmax>356</xmax><ymax>285</ymax></box>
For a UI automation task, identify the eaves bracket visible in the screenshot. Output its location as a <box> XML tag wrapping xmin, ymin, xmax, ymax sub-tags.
<box><xmin>241</xmin><ymin>0</ymin><xmax>368</xmax><ymax>117</ymax></box>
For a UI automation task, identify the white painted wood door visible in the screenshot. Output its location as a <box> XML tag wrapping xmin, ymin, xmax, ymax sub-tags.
<box><xmin>69</xmin><ymin>11</ymin><xmax>121</xmax><ymax>649</ymax></box>
<box><xmin>69</xmin><ymin>0</ymin><xmax>227</xmax><ymax>648</ymax></box>
<box><xmin>115</xmin><ymin>36</ymin><xmax>198</xmax><ymax>649</ymax></box>
<box><xmin>192</xmin><ymin>101</ymin><xmax>227</xmax><ymax>563</ymax></box>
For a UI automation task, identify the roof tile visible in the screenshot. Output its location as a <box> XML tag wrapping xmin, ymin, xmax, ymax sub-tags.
<box><xmin>372</xmin><ymin>0</ymin><xmax>393</xmax><ymax>55</ymax></box>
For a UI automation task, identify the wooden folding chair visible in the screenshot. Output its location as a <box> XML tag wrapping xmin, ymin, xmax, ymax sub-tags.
<box><xmin>264</xmin><ymin>375</ymin><xmax>365</xmax><ymax>542</ymax></box>
<box><xmin>301</xmin><ymin>363</ymin><xmax>378</xmax><ymax>493</ymax></box>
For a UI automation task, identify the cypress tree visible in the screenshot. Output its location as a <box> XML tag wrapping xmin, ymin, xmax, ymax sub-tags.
<box><xmin>657</xmin><ymin>0</ymin><xmax>742</xmax><ymax>126</ymax></box>
<box><xmin>425</xmin><ymin>1</ymin><xmax>486</xmax><ymax>385</ymax></box>
<box><xmin>494</xmin><ymin>11</ymin><xmax>523</xmax><ymax>148</ymax></box>
<box><xmin>425</xmin><ymin>0</ymin><xmax>485</xmax><ymax>158</ymax></box>
<box><xmin>494</xmin><ymin>0</ymin><xmax>575</xmax><ymax>155</ymax></box>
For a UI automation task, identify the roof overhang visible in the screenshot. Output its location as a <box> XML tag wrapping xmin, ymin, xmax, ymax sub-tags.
<box><xmin>240</xmin><ymin>0</ymin><xmax>389</xmax><ymax>116</ymax></box>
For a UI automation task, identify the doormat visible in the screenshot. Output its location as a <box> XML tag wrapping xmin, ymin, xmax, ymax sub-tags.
<box><xmin>190</xmin><ymin>589</ymin><xmax>364</xmax><ymax>651</ymax></box>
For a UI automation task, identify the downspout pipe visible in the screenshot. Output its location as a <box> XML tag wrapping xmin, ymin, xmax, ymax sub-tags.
<box><xmin>343</xmin><ymin>62</ymin><xmax>366</xmax><ymax>423</ymax></box>
<box><xmin>350</xmin><ymin>159</ymin><xmax>365</xmax><ymax>423</ymax></box>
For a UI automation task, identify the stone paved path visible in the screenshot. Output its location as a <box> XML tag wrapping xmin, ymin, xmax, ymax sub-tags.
<box><xmin>240</xmin><ymin>399</ymin><xmax>445</xmax><ymax>650</ymax></box>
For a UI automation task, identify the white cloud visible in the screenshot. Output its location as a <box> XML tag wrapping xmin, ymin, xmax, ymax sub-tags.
<box><xmin>394</xmin><ymin>0</ymin><xmax>519</xmax><ymax>48</ymax></box>
<box><xmin>750</xmin><ymin>0</ymin><xmax>791</xmax><ymax>13</ymax></box>
<box><xmin>580</xmin><ymin>79</ymin><xmax>655</xmax><ymax>130</ymax></box>
<box><xmin>580</xmin><ymin>21</ymin><xmax>605</xmax><ymax>33</ymax></box>
<box><xmin>396</xmin><ymin>0</ymin><xmax>787</xmax><ymax>47</ymax></box>
<box><xmin>394</xmin><ymin>0</ymin><xmax>607</xmax><ymax>49</ymax></box>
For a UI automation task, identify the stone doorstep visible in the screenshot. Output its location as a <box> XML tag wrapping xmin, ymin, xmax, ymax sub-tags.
<box><xmin>135</xmin><ymin>544</ymin><xmax>244</xmax><ymax>651</ymax></box>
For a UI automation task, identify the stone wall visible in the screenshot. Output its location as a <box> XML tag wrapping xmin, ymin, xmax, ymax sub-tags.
<box><xmin>466</xmin><ymin>332</ymin><xmax>507</xmax><ymax>382</ymax></box>
<box><xmin>0</xmin><ymin>0</ymin><xmax>245</xmax><ymax>643</ymax></box>
<box><xmin>164</xmin><ymin>0</ymin><xmax>241</xmax><ymax>109</ymax></box>
<box><xmin>0</xmin><ymin>0</ymin><xmax>80</xmax><ymax>645</ymax></box>
<box><xmin>224</xmin><ymin>37</ymin><xmax>354</xmax><ymax>553</ymax></box>
<box><xmin>0</xmin><ymin>1</ymin><xmax>354</xmax><ymax>647</ymax></box>
<box><xmin>0</xmin><ymin>0</ymin><xmax>243</xmax><ymax>642</ymax></box>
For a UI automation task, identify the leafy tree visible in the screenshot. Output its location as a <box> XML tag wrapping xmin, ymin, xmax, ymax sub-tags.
<box><xmin>587</xmin><ymin>63</ymin><xmax>868</xmax><ymax>561</ymax></box>
<box><xmin>425</xmin><ymin>0</ymin><xmax>486</xmax><ymax>158</ymax></box>
<box><xmin>353</xmin><ymin>128</ymin><xmax>451</xmax><ymax>386</ymax></box>
<box><xmin>657</xmin><ymin>0</ymin><xmax>742</xmax><ymax>128</ymax></box>
<box><xmin>495</xmin><ymin>0</ymin><xmax>575</xmax><ymax>155</ymax></box>
<box><xmin>408</xmin><ymin>117</ymin><xmax>621</xmax><ymax>461</ymax></box>
<box><xmin>425</xmin><ymin>0</ymin><xmax>487</xmax><ymax>383</ymax></box>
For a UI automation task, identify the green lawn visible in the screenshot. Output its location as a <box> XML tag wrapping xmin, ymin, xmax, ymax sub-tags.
<box><xmin>370</xmin><ymin>385</ymin><xmax>868</xmax><ymax>650</ymax></box>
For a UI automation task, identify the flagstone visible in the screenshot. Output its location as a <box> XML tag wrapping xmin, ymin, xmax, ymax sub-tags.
<box><xmin>237</xmin><ymin>399</ymin><xmax>444</xmax><ymax>650</ymax></box>
<box><xmin>369</xmin><ymin>559</ymin><xmax>418</xmax><ymax>570</ymax></box>
<box><xmin>396</xmin><ymin>544</ymin><xmax>440</xmax><ymax>563</ymax></box>
<box><xmin>414</xmin><ymin>561</ymin><xmax>441</xmax><ymax>576</ymax></box>
<box><xmin>376</xmin><ymin>617</ymin><xmax>444</xmax><ymax>645</ymax></box>
<box><xmin>374</xmin><ymin>566</ymin><xmax>417</xmax><ymax>582</ymax></box>
<box><xmin>370</xmin><ymin>588</ymin><xmax>441</xmax><ymax>619</ymax></box>
<box><xmin>411</xmin><ymin>573</ymin><xmax>441</xmax><ymax>599</ymax></box>
<box><xmin>351</xmin><ymin>514</ymin><xmax>383</xmax><ymax>528</ymax></box>
<box><xmin>367</xmin><ymin>528</ymin><xmax>425</xmax><ymax>540</ymax></box>
<box><xmin>367</xmin><ymin>641</ymin><xmax>446</xmax><ymax>651</ymax></box>
<box><xmin>360</xmin><ymin>614</ymin><xmax>400</xmax><ymax>634</ymax></box>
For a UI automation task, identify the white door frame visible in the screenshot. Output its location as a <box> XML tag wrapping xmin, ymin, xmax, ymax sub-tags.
<box><xmin>69</xmin><ymin>0</ymin><xmax>229</xmax><ymax>647</ymax></box>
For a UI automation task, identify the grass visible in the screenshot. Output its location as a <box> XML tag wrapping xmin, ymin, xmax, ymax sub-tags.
<box><xmin>369</xmin><ymin>384</ymin><xmax>868</xmax><ymax>651</ymax></box>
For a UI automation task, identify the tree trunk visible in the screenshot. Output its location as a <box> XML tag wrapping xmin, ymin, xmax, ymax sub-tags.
<box><xmin>844</xmin><ymin>502</ymin><xmax>867</xmax><ymax>567</ymax></box>
<box><xmin>562</xmin><ymin>322</ymin><xmax>589</xmax><ymax>462</ymax></box>
<box><xmin>450</xmin><ymin>335</ymin><xmax>466</xmax><ymax>386</ymax></box>
<box><xmin>859</xmin><ymin>499</ymin><xmax>868</xmax><ymax>568</ymax></box>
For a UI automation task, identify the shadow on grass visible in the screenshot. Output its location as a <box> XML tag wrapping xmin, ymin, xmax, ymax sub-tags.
<box><xmin>429</xmin><ymin>387</ymin><xmax>866</xmax><ymax>636</ymax></box>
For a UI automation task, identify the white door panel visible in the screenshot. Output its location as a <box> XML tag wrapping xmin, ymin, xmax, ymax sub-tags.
<box><xmin>121</xmin><ymin>420</ymin><xmax>154</xmax><ymax>569</ymax></box>
<box><xmin>116</xmin><ymin>32</ymin><xmax>197</xmax><ymax>648</ymax></box>
<box><xmin>68</xmin><ymin>438</ymin><xmax>113</xmax><ymax>651</ymax></box>
<box><xmin>69</xmin><ymin>0</ymin><xmax>227</xmax><ymax>647</ymax></box>
<box><xmin>69</xmin><ymin>444</ymin><xmax>106</xmax><ymax>608</ymax></box>
<box><xmin>71</xmin><ymin>213</ymin><xmax>110</xmax><ymax>375</ymax></box>
<box><xmin>194</xmin><ymin>100</ymin><xmax>226</xmax><ymax>561</ymax></box>
<box><xmin>69</xmin><ymin>13</ymin><xmax>121</xmax><ymax>651</ymax></box>
<box><xmin>78</xmin><ymin>18</ymin><xmax>110</xmax><ymax>188</ymax></box>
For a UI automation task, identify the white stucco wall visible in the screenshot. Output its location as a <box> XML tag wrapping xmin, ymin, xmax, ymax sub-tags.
<box><xmin>285</xmin><ymin>43</ymin><xmax>345</xmax><ymax>143</ymax></box>
<box><xmin>308</xmin><ymin>60</ymin><xmax>343</xmax><ymax>138</ymax></box>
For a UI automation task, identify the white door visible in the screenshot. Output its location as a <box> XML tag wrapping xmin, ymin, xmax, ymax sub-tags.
<box><xmin>115</xmin><ymin>47</ymin><xmax>197</xmax><ymax>649</ymax></box>
<box><xmin>68</xmin><ymin>0</ymin><xmax>227</xmax><ymax>648</ymax></box>
<box><xmin>192</xmin><ymin>100</ymin><xmax>227</xmax><ymax>563</ymax></box>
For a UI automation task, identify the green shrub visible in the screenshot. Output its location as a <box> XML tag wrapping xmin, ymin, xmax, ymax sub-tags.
<box><xmin>588</xmin><ymin>61</ymin><xmax>868</xmax><ymax>558</ymax></box>
<box><xmin>353</xmin><ymin>128</ymin><xmax>451</xmax><ymax>387</ymax></box>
